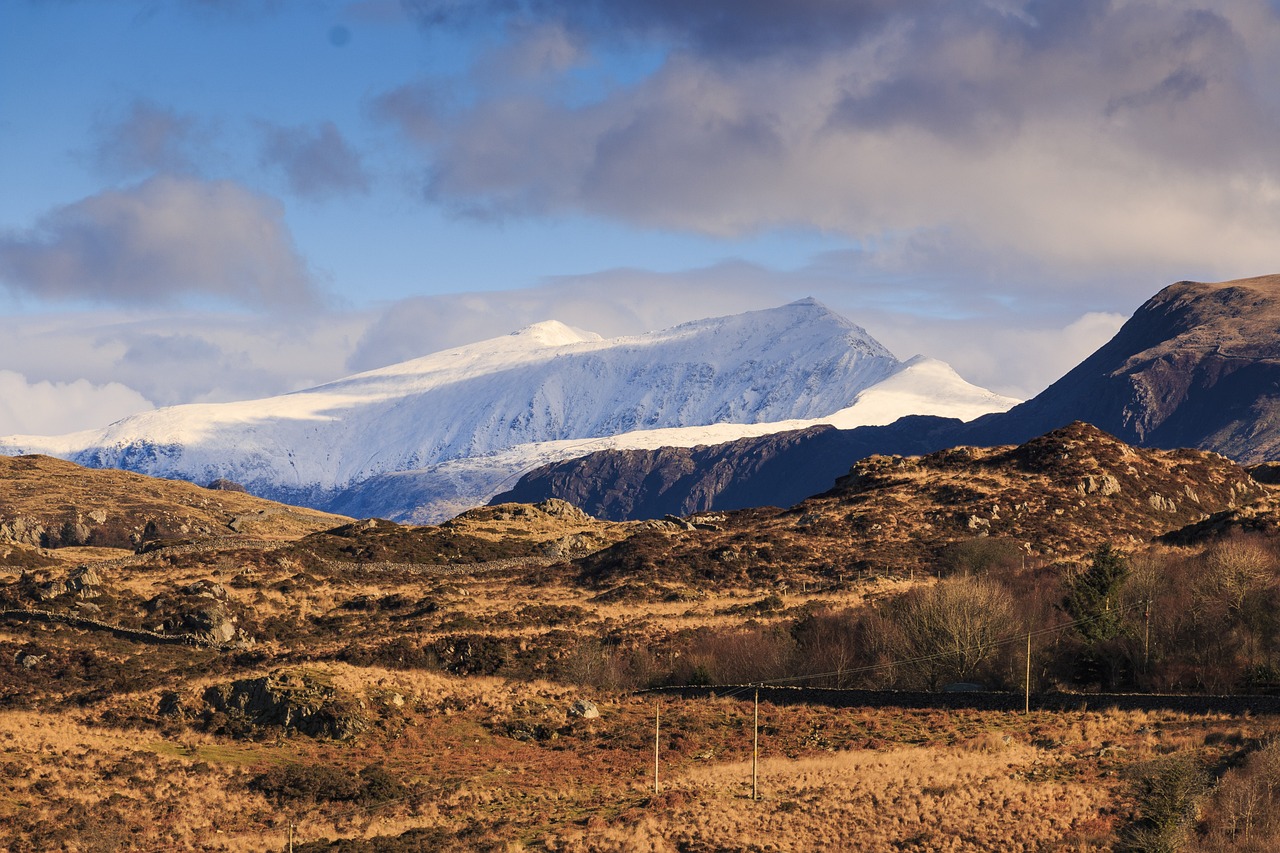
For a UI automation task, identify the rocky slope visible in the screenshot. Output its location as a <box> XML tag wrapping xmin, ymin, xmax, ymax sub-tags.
<box><xmin>492</xmin><ymin>417</ymin><xmax>962</xmax><ymax>521</ymax></box>
<box><xmin>960</xmin><ymin>274</ymin><xmax>1280</xmax><ymax>460</ymax></box>
<box><xmin>501</xmin><ymin>275</ymin><xmax>1280</xmax><ymax>520</ymax></box>
<box><xmin>572</xmin><ymin>423</ymin><xmax>1272</xmax><ymax>585</ymax></box>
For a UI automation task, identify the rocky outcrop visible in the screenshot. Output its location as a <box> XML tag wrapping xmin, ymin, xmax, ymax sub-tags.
<box><xmin>202</xmin><ymin>670</ymin><xmax>366</xmax><ymax>739</ymax></box>
<box><xmin>575</xmin><ymin>423</ymin><xmax>1268</xmax><ymax>584</ymax></box>
<box><xmin>144</xmin><ymin>579</ymin><xmax>244</xmax><ymax>645</ymax></box>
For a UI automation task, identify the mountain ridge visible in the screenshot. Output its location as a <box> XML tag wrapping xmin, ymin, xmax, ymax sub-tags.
<box><xmin>0</xmin><ymin>300</ymin><xmax>1017</xmax><ymax>521</ymax></box>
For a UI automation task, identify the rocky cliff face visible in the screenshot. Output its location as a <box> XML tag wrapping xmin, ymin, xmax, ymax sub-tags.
<box><xmin>500</xmin><ymin>275</ymin><xmax>1280</xmax><ymax>520</ymax></box>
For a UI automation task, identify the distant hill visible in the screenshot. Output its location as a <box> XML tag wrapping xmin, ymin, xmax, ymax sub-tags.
<box><xmin>491</xmin><ymin>417</ymin><xmax>962</xmax><ymax>521</ymax></box>
<box><xmin>500</xmin><ymin>275</ymin><xmax>1280</xmax><ymax>520</ymax></box>
<box><xmin>960</xmin><ymin>274</ymin><xmax>1280</xmax><ymax>460</ymax></box>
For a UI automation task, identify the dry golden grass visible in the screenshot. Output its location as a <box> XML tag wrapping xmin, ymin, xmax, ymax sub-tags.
<box><xmin>7</xmin><ymin>454</ymin><xmax>1280</xmax><ymax>850</ymax></box>
<box><xmin>0</xmin><ymin>453</ymin><xmax>348</xmax><ymax>548</ymax></box>
<box><xmin>551</xmin><ymin>745</ymin><xmax>1107</xmax><ymax>852</ymax></box>
<box><xmin>5</xmin><ymin>664</ymin><xmax>1276</xmax><ymax>853</ymax></box>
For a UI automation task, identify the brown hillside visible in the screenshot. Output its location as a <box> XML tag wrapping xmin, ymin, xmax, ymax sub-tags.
<box><xmin>0</xmin><ymin>454</ymin><xmax>349</xmax><ymax>551</ymax></box>
<box><xmin>576</xmin><ymin>422</ymin><xmax>1271</xmax><ymax>586</ymax></box>
<box><xmin>965</xmin><ymin>274</ymin><xmax>1280</xmax><ymax>462</ymax></box>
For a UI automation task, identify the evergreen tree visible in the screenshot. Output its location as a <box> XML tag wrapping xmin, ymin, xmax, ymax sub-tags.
<box><xmin>1065</xmin><ymin>543</ymin><xmax>1131</xmax><ymax>645</ymax></box>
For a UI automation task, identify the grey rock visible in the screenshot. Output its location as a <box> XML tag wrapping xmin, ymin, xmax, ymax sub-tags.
<box><xmin>568</xmin><ymin>699</ymin><xmax>600</xmax><ymax>719</ymax></box>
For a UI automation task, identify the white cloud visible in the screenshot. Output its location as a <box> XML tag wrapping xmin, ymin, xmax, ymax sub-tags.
<box><xmin>346</xmin><ymin>263</ymin><xmax>789</xmax><ymax>371</ymax></box>
<box><xmin>0</xmin><ymin>269</ymin><xmax>1135</xmax><ymax>440</ymax></box>
<box><xmin>0</xmin><ymin>309</ymin><xmax>368</xmax><ymax>418</ymax></box>
<box><xmin>0</xmin><ymin>371</ymin><xmax>153</xmax><ymax>437</ymax></box>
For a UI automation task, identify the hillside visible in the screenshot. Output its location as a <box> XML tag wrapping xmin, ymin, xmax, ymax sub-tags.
<box><xmin>0</xmin><ymin>454</ymin><xmax>347</xmax><ymax>555</ymax></box>
<box><xmin>5</xmin><ymin>425</ymin><xmax>1280</xmax><ymax>850</ymax></box>
<box><xmin>491</xmin><ymin>417</ymin><xmax>962</xmax><ymax>521</ymax></box>
<box><xmin>962</xmin><ymin>274</ymin><xmax>1280</xmax><ymax>460</ymax></box>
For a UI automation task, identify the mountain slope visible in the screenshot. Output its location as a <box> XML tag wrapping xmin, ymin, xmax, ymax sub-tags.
<box><xmin>0</xmin><ymin>300</ymin><xmax>1017</xmax><ymax>520</ymax></box>
<box><xmin>0</xmin><ymin>454</ymin><xmax>348</xmax><ymax>552</ymax></box>
<box><xmin>499</xmin><ymin>275</ymin><xmax>1280</xmax><ymax>519</ymax></box>
<box><xmin>961</xmin><ymin>274</ymin><xmax>1280</xmax><ymax>460</ymax></box>
<box><xmin>490</xmin><ymin>417</ymin><xmax>963</xmax><ymax>521</ymax></box>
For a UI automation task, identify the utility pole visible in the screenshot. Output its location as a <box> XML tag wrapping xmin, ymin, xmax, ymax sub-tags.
<box><xmin>288</xmin><ymin>823</ymin><xmax>294</xmax><ymax>853</ymax></box>
<box><xmin>1024</xmin><ymin>631</ymin><xmax>1031</xmax><ymax>714</ymax></box>
<box><xmin>1143</xmin><ymin>598</ymin><xmax>1151</xmax><ymax>674</ymax></box>
<box><xmin>752</xmin><ymin>686</ymin><xmax>760</xmax><ymax>802</ymax></box>
<box><xmin>654</xmin><ymin>703</ymin><xmax>660</xmax><ymax>795</ymax></box>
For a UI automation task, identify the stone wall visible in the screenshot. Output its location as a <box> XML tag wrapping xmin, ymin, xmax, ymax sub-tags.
<box><xmin>645</xmin><ymin>684</ymin><xmax>1280</xmax><ymax>715</ymax></box>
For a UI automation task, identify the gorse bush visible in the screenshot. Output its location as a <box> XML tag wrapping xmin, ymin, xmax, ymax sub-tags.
<box><xmin>1121</xmin><ymin>754</ymin><xmax>1208</xmax><ymax>853</ymax></box>
<box><xmin>250</xmin><ymin>762</ymin><xmax>406</xmax><ymax>805</ymax></box>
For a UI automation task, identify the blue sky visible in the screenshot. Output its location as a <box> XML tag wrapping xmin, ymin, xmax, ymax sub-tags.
<box><xmin>2</xmin><ymin>0</ymin><xmax>1279</xmax><ymax>434</ymax></box>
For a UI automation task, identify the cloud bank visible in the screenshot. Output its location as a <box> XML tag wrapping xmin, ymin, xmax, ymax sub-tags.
<box><xmin>0</xmin><ymin>371</ymin><xmax>153</xmax><ymax>437</ymax></box>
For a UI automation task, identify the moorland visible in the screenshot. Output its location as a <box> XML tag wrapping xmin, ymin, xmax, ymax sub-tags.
<box><xmin>5</xmin><ymin>423</ymin><xmax>1280</xmax><ymax>851</ymax></box>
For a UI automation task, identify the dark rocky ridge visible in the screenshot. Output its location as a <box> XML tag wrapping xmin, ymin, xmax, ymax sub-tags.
<box><xmin>496</xmin><ymin>275</ymin><xmax>1280</xmax><ymax>520</ymax></box>
<box><xmin>492</xmin><ymin>417</ymin><xmax>960</xmax><ymax>521</ymax></box>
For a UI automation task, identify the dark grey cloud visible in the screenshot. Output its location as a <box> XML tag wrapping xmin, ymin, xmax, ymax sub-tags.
<box><xmin>0</xmin><ymin>175</ymin><xmax>319</xmax><ymax>309</ymax></box>
<box><xmin>258</xmin><ymin>121</ymin><xmax>371</xmax><ymax>200</ymax></box>
<box><xmin>402</xmin><ymin>0</ymin><xmax>933</xmax><ymax>60</ymax></box>
<box><xmin>90</xmin><ymin>99</ymin><xmax>206</xmax><ymax>177</ymax></box>
<box><xmin>378</xmin><ymin>0</ymin><xmax>1280</xmax><ymax>278</ymax></box>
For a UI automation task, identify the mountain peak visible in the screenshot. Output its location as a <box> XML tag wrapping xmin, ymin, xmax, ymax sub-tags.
<box><xmin>509</xmin><ymin>320</ymin><xmax>603</xmax><ymax>347</ymax></box>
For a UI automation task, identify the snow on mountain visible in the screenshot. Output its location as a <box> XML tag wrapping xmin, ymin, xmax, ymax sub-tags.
<box><xmin>0</xmin><ymin>299</ymin><xmax>1019</xmax><ymax>520</ymax></box>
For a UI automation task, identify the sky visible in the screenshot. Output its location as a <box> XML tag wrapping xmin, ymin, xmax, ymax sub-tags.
<box><xmin>2</xmin><ymin>0</ymin><xmax>1280</xmax><ymax>436</ymax></box>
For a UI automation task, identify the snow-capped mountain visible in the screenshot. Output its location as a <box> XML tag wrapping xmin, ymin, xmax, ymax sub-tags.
<box><xmin>0</xmin><ymin>299</ymin><xmax>1019</xmax><ymax>520</ymax></box>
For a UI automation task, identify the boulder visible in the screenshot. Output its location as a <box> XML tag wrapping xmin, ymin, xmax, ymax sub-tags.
<box><xmin>568</xmin><ymin>699</ymin><xmax>600</xmax><ymax>720</ymax></box>
<box><xmin>0</xmin><ymin>516</ymin><xmax>46</xmax><ymax>547</ymax></box>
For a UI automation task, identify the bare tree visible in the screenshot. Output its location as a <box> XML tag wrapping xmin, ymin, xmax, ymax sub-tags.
<box><xmin>886</xmin><ymin>576</ymin><xmax>1018</xmax><ymax>690</ymax></box>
